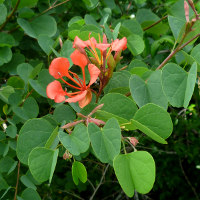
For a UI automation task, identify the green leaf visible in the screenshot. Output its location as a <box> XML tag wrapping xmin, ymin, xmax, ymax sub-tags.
<box><xmin>0</xmin><ymin>3</ymin><xmax>7</xmax><ymax>25</ymax></box>
<box><xmin>127</xmin><ymin>34</ymin><xmax>144</xmax><ymax>56</ymax></box>
<box><xmin>53</xmin><ymin>104</ymin><xmax>76</xmax><ymax>123</ymax></box>
<box><xmin>59</xmin><ymin>123</ymin><xmax>90</xmax><ymax>156</ymax></box>
<box><xmin>113</xmin><ymin>151</ymin><xmax>155</xmax><ymax>197</ymax></box>
<box><xmin>162</xmin><ymin>63</ymin><xmax>197</xmax><ymax>108</ymax></box>
<box><xmin>104</xmin><ymin>71</ymin><xmax>131</xmax><ymax>93</ymax></box>
<box><xmin>0</xmin><ymin>47</ymin><xmax>12</xmax><ymax>66</ymax></box>
<box><xmin>191</xmin><ymin>44</ymin><xmax>200</xmax><ymax>68</ymax></box>
<box><xmin>17</xmin><ymin>63</ymin><xmax>33</xmax><ymax>84</ymax></box>
<box><xmin>6</xmin><ymin>125</ymin><xmax>17</xmax><ymax>138</ymax></box>
<box><xmin>17</xmin><ymin>15</ymin><xmax>57</xmax><ymax>39</ymax></box>
<box><xmin>29</xmin><ymin>69</ymin><xmax>54</xmax><ymax>97</ymax></box>
<box><xmin>88</xmin><ymin>118</ymin><xmax>121</xmax><ymax>163</ymax></box>
<box><xmin>131</xmin><ymin>103</ymin><xmax>173</xmax><ymax>144</ymax></box>
<box><xmin>20</xmin><ymin>175</ymin><xmax>37</xmax><ymax>190</ymax></box>
<box><xmin>38</xmin><ymin>35</ymin><xmax>54</xmax><ymax>55</ymax></box>
<box><xmin>99</xmin><ymin>93</ymin><xmax>138</xmax><ymax>120</ymax></box>
<box><xmin>12</xmin><ymin>97</ymin><xmax>39</xmax><ymax>120</ymax></box>
<box><xmin>0</xmin><ymin>33</ymin><xmax>15</xmax><ymax>47</ymax></box>
<box><xmin>113</xmin><ymin>22</ymin><xmax>121</xmax><ymax>40</ymax></box>
<box><xmin>0</xmin><ymin>86</ymin><xmax>15</xmax><ymax>104</ymax></box>
<box><xmin>168</xmin><ymin>16</ymin><xmax>185</xmax><ymax>41</ymax></box>
<box><xmin>82</xmin><ymin>0</ymin><xmax>99</xmax><ymax>10</ymax></box>
<box><xmin>21</xmin><ymin>188</ymin><xmax>41</xmax><ymax>200</ymax></box>
<box><xmin>17</xmin><ymin>118</ymin><xmax>55</xmax><ymax>165</ymax></box>
<box><xmin>129</xmin><ymin>71</ymin><xmax>168</xmax><ymax>109</ymax></box>
<box><xmin>68</xmin><ymin>16</ymin><xmax>85</xmax><ymax>27</ymax></box>
<box><xmin>72</xmin><ymin>161</ymin><xmax>87</xmax><ymax>185</ymax></box>
<box><xmin>0</xmin><ymin>156</ymin><xmax>15</xmax><ymax>173</ymax></box>
<box><xmin>28</xmin><ymin>147</ymin><xmax>58</xmax><ymax>183</ymax></box>
<box><xmin>120</xmin><ymin>19</ymin><xmax>143</xmax><ymax>38</ymax></box>
<box><xmin>7</xmin><ymin>76</ymin><xmax>25</xmax><ymax>89</ymax></box>
<box><xmin>12</xmin><ymin>0</ymin><xmax>39</xmax><ymax>9</ymax></box>
<box><xmin>0</xmin><ymin>174</ymin><xmax>8</xmax><ymax>191</ymax></box>
<box><xmin>45</xmin><ymin>127</ymin><xmax>59</xmax><ymax>149</ymax></box>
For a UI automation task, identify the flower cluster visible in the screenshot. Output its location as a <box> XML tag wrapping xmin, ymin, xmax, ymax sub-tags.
<box><xmin>46</xmin><ymin>34</ymin><xmax>127</xmax><ymax>108</ymax></box>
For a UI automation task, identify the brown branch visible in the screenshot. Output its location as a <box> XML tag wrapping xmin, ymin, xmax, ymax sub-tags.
<box><xmin>179</xmin><ymin>159</ymin><xmax>200</xmax><ymax>200</ymax></box>
<box><xmin>39</xmin><ymin>0</ymin><xmax>70</xmax><ymax>16</ymax></box>
<box><xmin>0</xmin><ymin>0</ymin><xmax>21</xmax><ymax>31</ymax></box>
<box><xmin>13</xmin><ymin>161</ymin><xmax>20</xmax><ymax>200</ymax></box>
<box><xmin>143</xmin><ymin>15</ymin><xmax>168</xmax><ymax>31</ymax></box>
<box><xmin>89</xmin><ymin>164</ymin><xmax>109</xmax><ymax>200</ymax></box>
<box><xmin>156</xmin><ymin>32</ymin><xmax>200</xmax><ymax>70</ymax></box>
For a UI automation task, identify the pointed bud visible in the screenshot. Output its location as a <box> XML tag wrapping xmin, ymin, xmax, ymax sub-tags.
<box><xmin>59</xmin><ymin>37</ymin><xmax>63</xmax><ymax>48</ymax></box>
<box><xmin>128</xmin><ymin>137</ymin><xmax>139</xmax><ymax>147</ymax></box>
<box><xmin>184</xmin><ymin>0</ymin><xmax>190</xmax><ymax>22</ymax></box>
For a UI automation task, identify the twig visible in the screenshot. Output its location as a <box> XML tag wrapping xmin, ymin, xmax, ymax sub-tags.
<box><xmin>87</xmin><ymin>179</ymin><xmax>95</xmax><ymax>191</ymax></box>
<box><xmin>156</xmin><ymin>32</ymin><xmax>200</xmax><ymax>70</ymax></box>
<box><xmin>59</xmin><ymin>190</ymin><xmax>85</xmax><ymax>200</ymax></box>
<box><xmin>143</xmin><ymin>15</ymin><xmax>168</xmax><ymax>31</ymax></box>
<box><xmin>38</xmin><ymin>0</ymin><xmax>70</xmax><ymax>17</ymax></box>
<box><xmin>13</xmin><ymin>161</ymin><xmax>20</xmax><ymax>200</ymax></box>
<box><xmin>179</xmin><ymin>159</ymin><xmax>200</xmax><ymax>200</ymax></box>
<box><xmin>0</xmin><ymin>0</ymin><xmax>21</xmax><ymax>31</ymax></box>
<box><xmin>89</xmin><ymin>164</ymin><xmax>109</xmax><ymax>200</ymax></box>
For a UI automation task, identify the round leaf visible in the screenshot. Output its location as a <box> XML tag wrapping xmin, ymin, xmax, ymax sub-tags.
<box><xmin>72</xmin><ymin>161</ymin><xmax>87</xmax><ymax>185</ymax></box>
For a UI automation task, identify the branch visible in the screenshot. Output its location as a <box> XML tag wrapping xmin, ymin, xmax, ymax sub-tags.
<box><xmin>156</xmin><ymin>32</ymin><xmax>200</xmax><ymax>70</ymax></box>
<box><xmin>143</xmin><ymin>15</ymin><xmax>168</xmax><ymax>31</ymax></box>
<box><xmin>0</xmin><ymin>0</ymin><xmax>21</xmax><ymax>31</ymax></box>
<box><xmin>179</xmin><ymin>159</ymin><xmax>200</xmax><ymax>200</ymax></box>
<box><xmin>13</xmin><ymin>161</ymin><xmax>20</xmax><ymax>200</ymax></box>
<box><xmin>89</xmin><ymin>164</ymin><xmax>109</xmax><ymax>200</ymax></box>
<box><xmin>39</xmin><ymin>0</ymin><xmax>70</xmax><ymax>16</ymax></box>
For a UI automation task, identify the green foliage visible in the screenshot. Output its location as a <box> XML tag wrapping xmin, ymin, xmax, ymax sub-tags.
<box><xmin>0</xmin><ymin>0</ymin><xmax>200</xmax><ymax>199</ymax></box>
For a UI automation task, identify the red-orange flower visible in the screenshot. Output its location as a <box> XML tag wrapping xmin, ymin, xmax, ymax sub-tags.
<box><xmin>46</xmin><ymin>51</ymin><xmax>100</xmax><ymax>108</ymax></box>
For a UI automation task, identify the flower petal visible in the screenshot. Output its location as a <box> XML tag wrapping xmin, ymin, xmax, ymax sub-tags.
<box><xmin>46</xmin><ymin>80</ymin><xmax>66</xmax><ymax>103</ymax></box>
<box><xmin>73</xmin><ymin>36</ymin><xmax>87</xmax><ymax>48</ymax></box>
<box><xmin>70</xmin><ymin>49</ymin><xmax>88</xmax><ymax>69</ymax></box>
<box><xmin>78</xmin><ymin>89</ymin><xmax>92</xmax><ymax>108</ymax></box>
<box><xmin>49</xmin><ymin>57</ymin><xmax>70</xmax><ymax>79</ymax></box>
<box><xmin>65</xmin><ymin>90</ymin><xmax>87</xmax><ymax>103</ymax></box>
<box><xmin>112</xmin><ymin>37</ymin><xmax>127</xmax><ymax>52</ymax></box>
<box><xmin>88</xmin><ymin>64</ymin><xmax>101</xmax><ymax>87</ymax></box>
<box><xmin>96</xmin><ymin>43</ymin><xmax>110</xmax><ymax>52</ymax></box>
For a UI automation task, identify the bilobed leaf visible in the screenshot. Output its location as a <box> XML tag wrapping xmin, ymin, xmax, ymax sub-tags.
<box><xmin>17</xmin><ymin>118</ymin><xmax>55</xmax><ymax>165</ymax></box>
<box><xmin>6</xmin><ymin>125</ymin><xmax>17</xmax><ymax>138</ymax></box>
<box><xmin>20</xmin><ymin>175</ymin><xmax>37</xmax><ymax>190</ymax></box>
<box><xmin>131</xmin><ymin>103</ymin><xmax>173</xmax><ymax>144</ymax></box>
<box><xmin>88</xmin><ymin>118</ymin><xmax>121</xmax><ymax>163</ymax></box>
<box><xmin>59</xmin><ymin>123</ymin><xmax>90</xmax><ymax>156</ymax></box>
<box><xmin>17</xmin><ymin>15</ymin><xmax>57</xmax><ymax>39</ymax></box>
<box><xmin>82</xmin><ymin>0</ymin><xmax>99</xmax><ymax>10</ymax></box>
<box><xmin>12</xmin><ymin>97</ymin><xmax>39</xmax><ymax>120</ymax></box>
<box><xmin>113</xmin><ymin>151</ymin><xmax>155</xmax><ymax>197</ymax></box>
<box><xmin>129</xmin><ymin>71</ymin><xmax>168</xmax><ymax>109</ymax></box>
<box><xmin>162</xmin><ymin>63</ymin><xmax>197</xmax><ymax>108</ymax></box>
<box><xmin>72</xmin><ymin>161</ymin><xmax>87</xmax><ymax>185</ymax></box>
<box><xmin>28</xmin><ymin>147</ymin><xmax>58</xmax><ymax>183</ymax></box>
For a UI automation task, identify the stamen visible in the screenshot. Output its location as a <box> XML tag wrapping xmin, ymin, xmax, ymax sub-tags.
<box><xmin>69</xmin><ymin>71</ymin><xmax>83</xmax><ymax>87</ymax></box>
<box><xmin>106</xmin><ymin>46</ymin><xmax>112</xmax><ymax>60</ymax></box>
<box><xmin>58</xmin><ymin>72</ymin><xmax>81</xmax><ymax>90</ymax></box>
